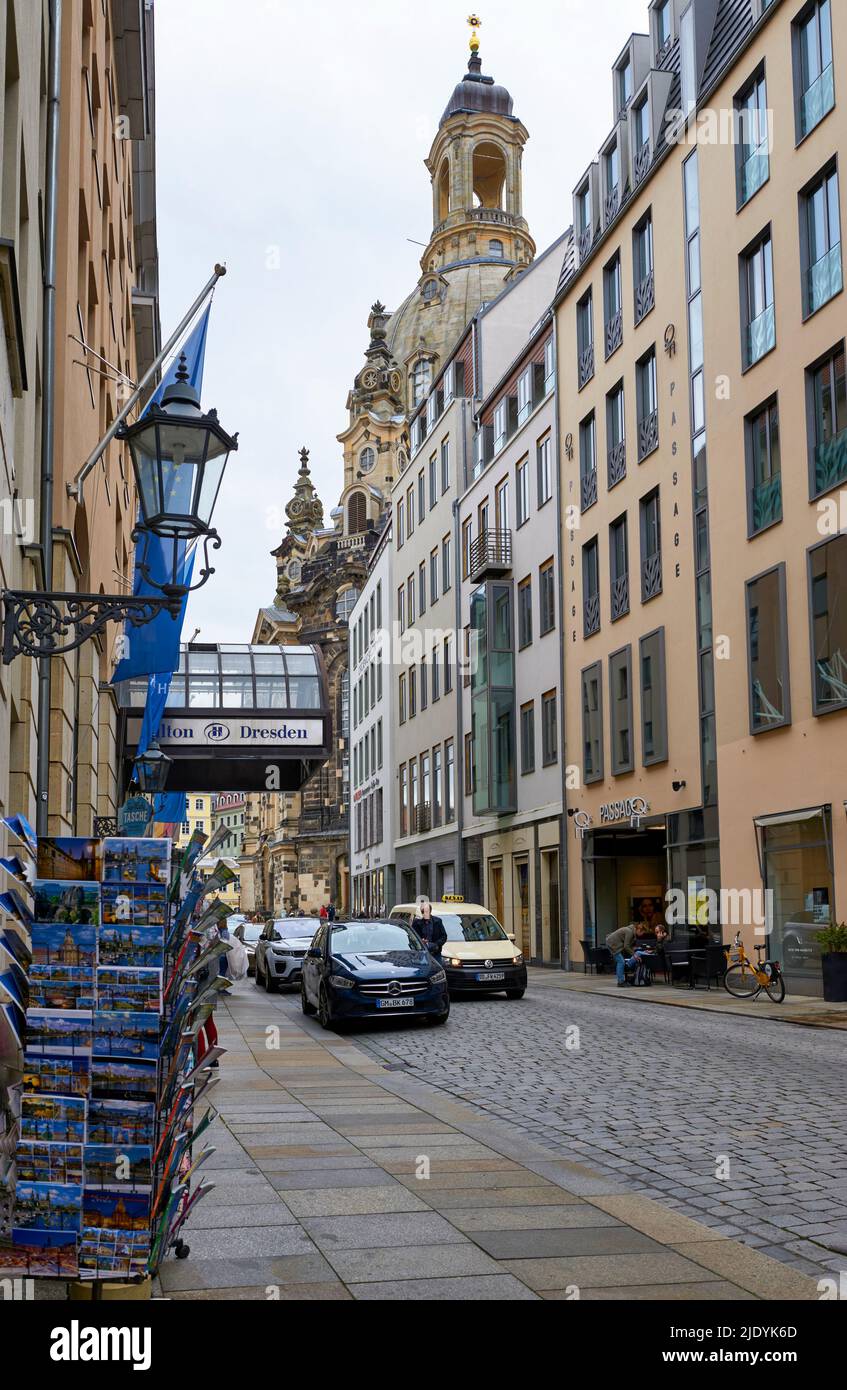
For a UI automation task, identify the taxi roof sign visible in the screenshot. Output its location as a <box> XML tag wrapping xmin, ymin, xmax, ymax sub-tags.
<box><xmin>441</xmin><ymin>894</ymin><xmax>465</xmax><ymax>903</ymax></box>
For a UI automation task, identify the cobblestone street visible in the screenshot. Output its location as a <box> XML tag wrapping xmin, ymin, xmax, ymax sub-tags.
<box><xmin>333</xmin><ymin>972</ymin><xmax>847</xmax><ymax>1279</ymax></box>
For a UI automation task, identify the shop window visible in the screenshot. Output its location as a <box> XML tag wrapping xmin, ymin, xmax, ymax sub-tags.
<box><xmin>746</xmin><ymin>564</ymin><xmax>791</xmax><ymax>733</ymax></box>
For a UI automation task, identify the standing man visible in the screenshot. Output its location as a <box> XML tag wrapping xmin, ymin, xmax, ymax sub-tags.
<box><xmin>327</xmin><ymin>901</ymin><xmax>336</xmax><ymax>922</ymax></box>
<box><xmin>412</xmin><ymin>897</ymin><xmax>447</xmax><ymax>961</ymax></box>
<box><xmin>606</xmin><ymin>921</ymin><xmax>652</xmax><ymax>986</ymax></box>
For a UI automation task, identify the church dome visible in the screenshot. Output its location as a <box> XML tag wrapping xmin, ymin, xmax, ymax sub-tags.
<box><xmin>440</xmin><ymin>52</ymin><xmax>515</xmax><ymax>127</ymax></box>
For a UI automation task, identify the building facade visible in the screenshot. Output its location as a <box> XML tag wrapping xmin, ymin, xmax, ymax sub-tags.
<box><xmin>556</xmin><ymin>0</ymin><xmax>846</xmax><ymax>994</ymax></box>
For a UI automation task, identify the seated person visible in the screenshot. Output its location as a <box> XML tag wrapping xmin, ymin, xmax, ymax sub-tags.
<box><xmin>605</xmin><ymin>921</ymin><xmax>654</xmax><ymax>986</ymax></box>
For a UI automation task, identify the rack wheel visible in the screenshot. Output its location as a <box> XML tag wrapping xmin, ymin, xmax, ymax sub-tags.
<box><xmin>175</xmin><ymin>1240</ymin><xmax>190</xmax><ymax>1259</ymax></box>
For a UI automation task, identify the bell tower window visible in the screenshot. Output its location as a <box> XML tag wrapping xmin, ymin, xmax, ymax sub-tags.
<box><xmin>438</xmin><ymin>157</ymin><xmax>450</xmax><ymax>222</ymax></box>
<box><xmin>348</xmin><ymin>491</ymin><xmax>367</xmax><ymax>534</ymax></box>
<box><xmin>472</xmin><ymin>142</ymin><xmax>506</xmax><ymax>208</ymax></box>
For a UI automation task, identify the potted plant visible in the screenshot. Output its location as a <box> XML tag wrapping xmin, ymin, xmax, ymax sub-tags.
<box><xmin>816</xmin><ymin>923</ymin><xmax>847</xmax><ymax>1003</ymax></box>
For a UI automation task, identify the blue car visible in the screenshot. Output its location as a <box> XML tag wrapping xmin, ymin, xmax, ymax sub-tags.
<box><xmin>300</xmin><ymin>918</ymin><xmax>450</xmax><ymax>1031</ymax></box>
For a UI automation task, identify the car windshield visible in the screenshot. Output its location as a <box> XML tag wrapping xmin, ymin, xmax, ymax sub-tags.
<box><xmin>438</xmin><ymin>913</ymin><xmax>508</xmax><ymax>943</ymax></box>
<box><xmin>331</xmin><ymin>922</ymin><xmax>423</xmax><ymax>954</ymax></box>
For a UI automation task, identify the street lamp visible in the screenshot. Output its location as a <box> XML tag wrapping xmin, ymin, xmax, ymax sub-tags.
<box><xmin>132</xmin><ymin>739</ymin><xmax>172</xmax><ymax>795</ymax></box>
<box><xmin>1</xmin><ymin>355</ymin><xmax>238</xmax><ymax>663</ymax></box>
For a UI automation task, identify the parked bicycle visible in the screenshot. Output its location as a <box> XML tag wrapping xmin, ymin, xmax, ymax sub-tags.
<box><xmin>723</xmin><ymin>932</ymin><xmax>785</xmax><ymax>1003</ymax></box>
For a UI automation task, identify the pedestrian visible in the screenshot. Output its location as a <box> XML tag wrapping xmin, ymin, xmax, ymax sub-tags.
<box><xmin>605</xmin><ymin>921</ymin><xmax>652</xmax><ymax>986</ymax></box>
<box><xmin>411</xmin><ymin>896</ymin><xmax>447</xmax><ymax>960</ymax></box>
<box><xmin>319</xmin><ymin>903</ymin><xmax>328</xmax><ymax>921</ymax></box>
<box><xmin>327</xmin><ymin>901</ymin><xmax>336</xmax><ymax>921</ymax></box>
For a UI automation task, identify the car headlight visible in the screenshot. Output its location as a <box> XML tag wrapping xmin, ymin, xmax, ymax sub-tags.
<box><xmin>513</xmin><ymin>954</ymin><xmax>524</xmax><ymax>965</ymax></box>
<box><xmin>329</xmin><ymin>974</ymin><xmax>356</xmax><ymax>990</ymax></box>
<box><xmin>430</xmin><ymin>968</ymin><xmax>447</xmax><ymax>984</ymax></box>
<box><xmin>448</xmin><ymin>957</ymin><xmax>462</xmax><ymax>967</ymax></box>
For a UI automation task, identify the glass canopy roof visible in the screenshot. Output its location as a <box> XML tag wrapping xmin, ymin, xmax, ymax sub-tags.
<box><xmin>116</xmin><ymin>644</ymin><xmax>325</xmax><ymax>713</ymax></box>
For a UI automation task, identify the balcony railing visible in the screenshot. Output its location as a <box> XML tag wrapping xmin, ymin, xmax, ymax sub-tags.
<box><xmin>604</xmin><ymin>185</ymin><xmax>621</xmax><ymax>228</ymax></box>
<box><xmin>633</xmin><ymin>142</ymin><xmax>651</xmax><ymax>186</ymax></box>
<box><xmin>638</xmin><ymin>409</ymin><xmax>659</xmax><ymax>461</ymax></box>
<box><xmin>801</xmin><ymin>63</ymin><xmax>835</xmax><ymax>138</ymax></box>
<box><xmin>469</xmin><ymin>528</ymin><xmax>513</xmax><ymax>581</ymax></box>
<box><xmin>578</xmin><ymin>342</ymin><xmax>595</xmax><ymax>390</ymax></box>
<box><xmin>605</xmin><ymin>308</ymin><xmax>623</xmax><ymax>359</ymax></box>
<box><xmin>739</xmin><ymin>142</ymin><xmax>769</xmax><ymax>205</ymax></box>
<box><xmin>578</xmin><ymin>223</ymin><xmax>594</xmax><ymax>262</ymax></box>
<box><xmin>583</xmin><ymin>592</ymin><xmax>600</xmax><ymax>638</ymax></box>
<box><xmin>750</xmin><ymin>473</ymin><xmax>782</xmax><ymax>533</ymax></box>
<box><xmin>611</xmin><ymin>573</ymin><xmax>629</xmax><ymax>622</ymax></box>
<box><xmin>608</xmin><ymin>440</ymin><xmax>626</xmax><ymax>489</ymax></box>
<box><xmin>413</xmin><ymin>802</ymin><xmax>432</xmax><ymax>834</ymax></box>
<box><xmin>814</xmin><ymin>428</ymin><xmax>847</xmax><ymax>496</ymax></box>
<box><xmin>806</xmin><ymin>243</ymin><xmax>843</xmax><ymax>316</ymax></box>
<box><xmin>580</xmin><ymin>466</ymin><xmax>598</xmax><ymax>512</ymax></box>
<box><xmin>634</xmin><ymin>270</ymin><xmax>655</xmax><ymax>325</ymax></box>
<box><xmin>746</xmin><ymin>302</ymin><xmax>775</xmax><ymax>368</ymax></box>
<box><xmin>642</xmin><ymin>552</ymin><xmax>662</xmax><ymax>602</ymax></box>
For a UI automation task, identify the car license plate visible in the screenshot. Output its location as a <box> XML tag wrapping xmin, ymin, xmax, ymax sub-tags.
<box><xmin>475</xmin><ymin>971</ymin><xmax>505</xmax><ymax>982</ymax></box>
<box><xmin>376</xmin><ymin>997</ymin><xmax>415</xmax><ymax>1009</ymax></box>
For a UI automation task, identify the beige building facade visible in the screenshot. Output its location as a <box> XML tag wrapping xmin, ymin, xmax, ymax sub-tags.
<box><xmin>556</xmin><ymin>0</ymin><xmax>846</xmax><ymax>994</ymax></box>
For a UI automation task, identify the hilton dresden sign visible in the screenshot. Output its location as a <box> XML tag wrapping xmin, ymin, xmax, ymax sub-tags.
<box><xmin>126</xmin><ymin>716</ymin><xmax>325</xmax><ymax>748</ymax></box>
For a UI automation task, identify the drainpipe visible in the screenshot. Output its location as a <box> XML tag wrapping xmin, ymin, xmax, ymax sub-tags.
<box><xmin>453</xmin><ymin>403</ymin><xmax>467</xmax><ymax>895</ymax></box>
<box><xmin>552</xmin><ymin>316</ymin><xmax>570</xmax><ymax>970</ymax></box>
<box><xmin>36</xmin><ymin>0</ymin><xmax>62</xmax><ymax>836</ymax></box>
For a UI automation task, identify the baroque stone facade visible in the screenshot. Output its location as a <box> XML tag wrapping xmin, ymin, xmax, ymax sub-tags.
<box><xmin>240</xmin><ymin>32</ymin><xmax>535</xmax><ymax>917</ymax></box>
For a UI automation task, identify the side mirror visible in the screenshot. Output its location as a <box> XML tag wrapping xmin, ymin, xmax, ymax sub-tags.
<box><xmin>307</xmin><ymin>947</ymin><xmax>322</xmax><ymax>959</ymax></box>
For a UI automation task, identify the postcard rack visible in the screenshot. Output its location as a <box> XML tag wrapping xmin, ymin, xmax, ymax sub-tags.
<box><xmin>0</xmin><ymin>819</ymin><xmax>234</xmax><ymax>1290</ymax></box>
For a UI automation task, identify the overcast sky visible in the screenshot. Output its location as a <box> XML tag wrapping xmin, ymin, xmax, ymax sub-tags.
<box><xmin>154</xmin><ymin>0</ymin><xmax>647</xmax><ymax>641</ymax></box>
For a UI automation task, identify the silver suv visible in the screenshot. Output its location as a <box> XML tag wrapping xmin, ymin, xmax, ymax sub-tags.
<box><xmin>254</xmin><ymin>918</ymin><xmax>318</xmax><ymax>992</ymax></box>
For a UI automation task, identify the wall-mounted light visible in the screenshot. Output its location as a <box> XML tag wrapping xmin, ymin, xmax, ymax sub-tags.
<box><xmin>672</xmin><ymin>779</ymin><xmax>687</xmax><ymax>792</ymax></box>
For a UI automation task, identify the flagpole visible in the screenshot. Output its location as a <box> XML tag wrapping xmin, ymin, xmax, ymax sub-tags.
<box><xmin>67</xmin><ymin>264</ymin><xmax>227</xmax><ymax>499</ymax></box>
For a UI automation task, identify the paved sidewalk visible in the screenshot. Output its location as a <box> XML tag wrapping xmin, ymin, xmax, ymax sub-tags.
<box><xmin>155</xmin><ymin>982</ymin><xmax>822</xmax><ymax>1301</ymax></box>
<box><xmin>536</xmin><ymin>967</ymin><xmax>847</xmax><ymax>1028</ymax></box>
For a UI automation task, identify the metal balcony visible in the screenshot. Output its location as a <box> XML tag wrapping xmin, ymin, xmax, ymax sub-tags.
<box><xmin>469</xmin><ymin>529</ymin><xmax>513</xmax><ymax>581</ymax></box>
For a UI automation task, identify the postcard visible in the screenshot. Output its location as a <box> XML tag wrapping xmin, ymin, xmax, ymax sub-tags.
<box><xmin>31</xmin><ymin>923</ymin><xmax>97</xmax><ymax>985</ymax></box>
<box><xmin>92</xmin><ymin>1011</ymin><xmax>159</xmax><ymax>1061</ymax></box>
<box><xmin>16</xmin><ymin>1142</ymin><xmax>84</xmax><ymax>1184</ymax></box>
<box><xmin>102</xmin><ymin>838</ymin><xmax>170</xmax><ymax>887</ymax></box>
<box><xmin>0</xmin><ymin>926</ymin><xmax>32</xmax><ymax>970</ymax></box>
<box><xmin>0</xmin><ymin>889</ymin><xmax>34</xmax><ymax>929</ymax></box>
<box><xmin>84</xmin><ymin>1144</ymin><xmax>152</xmax><ymax>1191</ymax></box>
<box><xmin>24</xmin><ymin>1009</ymin><xmax>92</xmax><ymax>1058</ymax></box>
<box><xmin>37</xmin><ymin>838</ymin><xmax>102</xmax><ymax>883</ymax></box>
<box><xmin>32</xmin><ymin>880</ymin><xmax>100</xmax><ymax>927</ymax></box>
<box><xmin>98</xmin><ymin>924</ymin><xmax>164</xmax><ymax>969</ymax></box>
<box><xmin>1</xmin><ymin>814</ymin><xmax>37</xmax><ymax>858</ymax></box>
<box><xmin>22</xmin><ymin>1053</ymin><xmax>89</xmax><ymax>1098</ymax></box>
<box><xmin>14</xmin><ymin>1180</ymin><xmax>82</xmax><ymax>1233</ymax></box>
<box><xmin>3</xmin><ymin>1229</ymin><xmax>78</xmax><ymax>1278</ymax></box>
<box><xmin>86</xmin><ymin>1099</ymin><xmax>155</xmax><ymax>1147</ymax></box>
<box><xmin>29</xmin><ymin>970</ymin><xmax>95</xmax><ymax>1011</ymax></box>
<box><xmin>21</xmin><ymin>1094</ymin><xmax>86</xmax><ymax>1143</ymax></box>
<box><xmin>78</xmin><ymin>1227</ymin><xmax>149</xmax><ymax>1279</ymax></box>
<box><xmin>90</xmin><ymin>1057</ymin><xmax>157</xmax><ymax>1103</ymax></box>
<box><xmin>1</xmin><ymin>1001</ymin><xmax>23</xmax><ymax>1071</ymax></box>
<box><xmin>96</xmin><ymin>967</ymin><xmax>162</xmax><ymax>1014</ymax></box>
<box><xmin>82</xmin><ymin>1186</ymin><xmax>151</xmax><ymax>1232</ymax></box>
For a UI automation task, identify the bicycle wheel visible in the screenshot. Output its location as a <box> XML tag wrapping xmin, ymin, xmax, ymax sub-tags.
<box><xmin>723</xmin><ymin>963</ymin><xmax>760</xmax><ymax>998</ymax></box>
<box><xmin>765</xmin><ymin>972</ymin><xmax>786</xmax><ymax>1004</ymax></box>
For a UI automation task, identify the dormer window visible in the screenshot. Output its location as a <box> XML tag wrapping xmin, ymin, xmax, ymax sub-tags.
<box><xmin>577</xmin><ymin>184</ymin><xmax>591</xmax><ymax>237</ymax></box>
<box><xmin>617</xmin><ymin>55</ymin><xmax>633</xmax><ymax>114</ymax></box>
<box><xmin>604</xmin><ymin>143</ymin><xmax>621</xmax><ymax>226</ymax></box>
<box><xmin>411</xmin><ymin>359</ymin><xmax>432</xmax><ymax>407</ymax></box>
<box><xmin>422</xmin><ymin>279</ymin><xmax>438</xmax><ymax>302</ymax></box>
<box><xmin>634</xmin><ymin>95</ymin><xmax>650</xmax><ymax>152</ymax></box>
<box><xmin>654</xmin><ymin>0</ymin><xmax>673</xmax><ymax>62</ymax></box>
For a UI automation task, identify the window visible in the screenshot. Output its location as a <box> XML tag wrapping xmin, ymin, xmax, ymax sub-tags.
<box><xmin>809</xmin><ymin>533</ymin><xmax>847</xmax><ymax>713</ymax></box>
<box><xmin>537</xmin><ymin>436</ymin><xmax>552</xmax><ymax>506</ymax></box>
<box><xmin>617</xmin><ymin>54</ymin><xmax>633</xmax><ymax>114</ymax></box>
<box><xmin>610</xmin><ymin>513</ymin><xmax>629</xmax><ymax>621</ymax></box>
<box><xmin>583</xmin><ymin>537</ymin><xmax>600</xmax><ymax>638</ymax></box>
<box><xmin>421</xmin><ymin>751</ymin><xmax>430</xmax><ymax>817</ymax></box>
<box><xmin>577</xmin><ymin>290</ymin><xmax>594</xmax><ymax>388</ymax></box>
<box><xmin>493</xmin><ymin>399</ymin><xmax>508</xmax><ymax>454</ymax></box>
<box><xmin>397</xmin><ymin>497</ymin><xmax>405</xmax><ymax>547</ymax></box>
<box><xmin>432</xmin><ymin>647</ymin><xmax>440</xmax><ymax>702</ymax></box>
<box><xmin>746</xmin><ymin>397</ymin><xmax>782</xmax><ymax>534</ymax></box>
<box><xmin>518</xmin><ymin>576</ymin><xmax>533</xmax><ymax>648</ymax></box>
<box><xmin>495</xmin><ymin>477</ymin><xmax>509</xmax><ymax>531</ymax></box>
<box><xmin>407</xmin><ymin>574</ymin><xmax>415</xmax><ymax>626</ymax></box>
<box><xmin>604</xmin><ymin>252</ymin><xmax>623</xmax><ymax>358</ymax></box>
<box><xmin>418</xmin><ymin>470</ymin><xmax>425</xmax><ymax>521</ymax></box>
<box><xmin>348</xmin><ymin>491</ymin><xmax>366</xmax><ymax>534</ymax></box>
<box><xmin>444</xmin><ymin>635</ymin><xmax>453</xmax><ymax>693</ymax></box>
<box><xmin>543</xmin><ymin>336</ymin><xmax>556</xmax><ymax>394</ymax></box>
<box><xmin>359</xmin><ymin>446</ymin><xmax>376</xmax><ymax>474</ymax></box>
<box><xmin>801</xmin><ymin>165</ymin><xmax>842</xmax><ymax>317</ymax></box>
<box><xmin>539</xmin><ymin>559</ymin><xmax>555</xmax><ymax>635</ymax></box>
<box><xmin>640</xmin><ymin>488</ymin><xmax>662</xmax><ymax>601</ymax></box>
<box><xmin>397</xmin><ymin>585</ymin><xmax>405</xmax><ymax>633</ymax></box>
<box><xmin>409</xmin><ymin>666</ymin><xmax>416</xmax><ymax>718</ymax></box>
<box><xmin>746</xmin><ymin>565</ymin><xmax>791</xmax><ymax>733</ymax></box>
<box><xmin>461</xmin><ymin>518</ymin><xmax>473</xmax><ymax>578</ymax></box>
<box><xmin>794</xmin><ymin>1</ymin><xmax>834</xmax><ymax>141</ymax></box>
<box><xmin>442</xmin><ymin>534</ymin><xmax>452</xmax><ymax>592</ymax></box>
<box><xmin>412</xmin><ymin>358</ymin><xmax>431</xmax><ymax>406</ymax></box>
<box><xmin>520</xmin><ymin>702</ymin><xmax>535</xmax><ymax>774</ymax></box>
<box><xmin>636</xmin><ymin>346</ymin><xmax>659</xmax><ymax>459</ymax></box>
<box><xmin>542</xmin><ymin>691</ymin><xmax>558</xmax><ymax>766</ymax></box>
<box><xmin>576</xmin><ymin>182</ymin><xmax>592</xmax><ymax>241</ymax></box>
<box><xmin>489</xmin><ymin>238</ymin><xmax>504</xmax><ymax>258</ymax></box>
<box><xmin>420</xmin><ymin>660</ymin><xmax>428</xmax><ymax>712</ymax></box>
<box><xmin>410</xmin><ymin>758</ymin><xmax>418</xmax><ymax>819</ymax></box>
<box><xmin>399</xmin><ymin>671</ymin><xmax>406</xmax><ymax>724</ymax></box>
<box><xmin>633</xmin><ymin>94</ymin><xmax>650</xmax><ymax>157</ymax></box>
<box><xmin>654</xmin><ymin>0</ymin><xmax>672</xmax><ymax>60</ymax></box>
<box><xmin>640</xmin><ymin>627</ymin><xmax>668</xmax><ymax>764</ymax></box>
<box><xmin>582</xmin><ymin>664</ymin><xmax>603</xmax><ymax>783</ymax></box>
<box><xmin>464</xmin><ymin>732</ymin><xmax>475</xmax><ymax>796</ymax></box>
<box><xmin>419</xmin><ymin>560</ymin><xmax>427</xmax><ymax>616</ymax></box>
<box><xmin>517</xmin><ymin>367</ymin><xmax>532</xmax><ymax>425</ymax></box>
<box><xmin>430</xmin><ymin>547</ymin><xmax>439</xmax><ymax>603</ymax></box>
<box><xmin>433</xmin><ymin>745</ymin><xmax>442</xmax><ymax>825</ymax></box>
<box><xmin>441</xmin><ymin>438</ymin><xmax>450</xmax><ymax>493</ymax></box>
<box><xmin>407</xmin><ymin>485</ymin><xmax>415</xmax><ymax>535</ymax></box>
<box><xmin>633</xmin><ymin>211</ymin><xmax>655</xmax><ymax>323</ymax></box>
<box><xmin>607</xmin><ymin>381</ymin><xmax>626</xmax><ymax>488</ymax></box>
<box><xmin>429</xmin><ymin>453</ymin><xmax>438</xmax><ymax>508</ymax></box>
<box><xmin>735</xmin><ymin>69</ymin><xmax>769</xmax><ymax>208</ymax></box>
<box><xmin>445</xmin><ymin>739</ymin><xmax>455</xmax><ymax>821</ymax></box>
<box><xmin>579</xmin><ymin>413</ymin><xmax>597</xmax><ymax>512</ymax></box>
<box><xmin>610</xmin><ymin>646</ymin><xmax>634</xmax><ymax>774</ymax></box>
<box><xmin>808</xmin><ymin>343</ymin><xmax>847</xmax><ymax>496</ymax></box>
<box><xmin>741</xmin><ymin>230</ymin><xmax>775</xmax><ymax>369</ymax></box>
<box><xmin>604</xmin><ymin>140</ymin><xmax>621</xmax><ymax>220</ymax></box>
<box><xmin>516</xmin><ymin>456</ymin><xmax>530</xmax><ymax>526</ymax></box>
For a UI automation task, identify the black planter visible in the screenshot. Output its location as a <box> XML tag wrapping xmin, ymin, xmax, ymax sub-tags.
<box><xmin>821</xmin><ymin>952</ymin><xmax>847</xmax><ymax>1003</ymax></box>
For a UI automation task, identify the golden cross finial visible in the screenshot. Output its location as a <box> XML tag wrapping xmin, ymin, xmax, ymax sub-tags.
<box><xmin>467</xmin><ymin>14</ymin><xmax>482</xmax><ymax>53</ymax></box>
